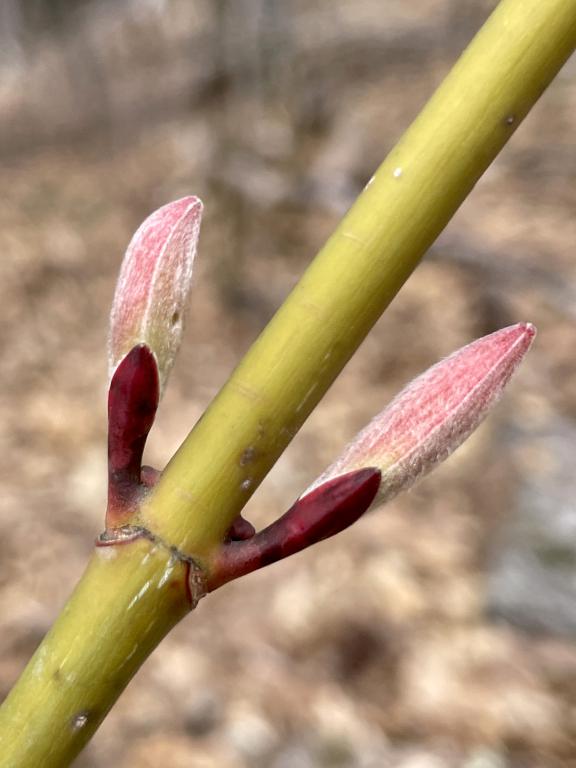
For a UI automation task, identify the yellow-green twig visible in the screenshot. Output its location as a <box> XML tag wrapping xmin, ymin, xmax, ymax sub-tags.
<box><xmin>145</xmin><ymin>0</ymin><xmax>576</xmax><ymax>555</ymax></box>
<box><xmin>0</xmin><ymin>538</ymin><xmax>192</xmax><ymax>767</ymax></box>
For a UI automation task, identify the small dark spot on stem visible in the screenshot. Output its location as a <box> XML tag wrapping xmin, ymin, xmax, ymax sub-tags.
<box><xmin>240</xmin><ymin>446</ymin><xmax>257</xmax><ymax>466</ymax></box>
<box><xmin>171</xmin><ymin>311</ymin><xmax>180</xmax><ymax>326</ymax></box>
<box><xmin>52</xmin><ymin>668</ymin><xmax>62</xmax><ymax>682</ymax></box>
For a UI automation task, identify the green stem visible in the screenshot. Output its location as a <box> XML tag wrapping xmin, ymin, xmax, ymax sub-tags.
<box><xmin>0</xmin><ymin>537</ymin><xmax>195</xmax><ymax>767</ymax></box>
<box><xmin>144</xmin><ymin>0</ymin><xmax>576</xmax><ymax>555</ymax></box>
<box><xmin>0</xmin><ymin>1</ymin><xmax>574</xmax><ymax>765</ymax></box>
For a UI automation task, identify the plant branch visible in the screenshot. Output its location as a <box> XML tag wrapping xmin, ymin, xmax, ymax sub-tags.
<box><xmin>0</xmin><ymin>538</ymin><xmax>195</xmax><ymax>766</ymax></box>
<box><xmin>144</xmin><ymin>0</ymin><xmax>576</xmax><ymax>556</ymax></box>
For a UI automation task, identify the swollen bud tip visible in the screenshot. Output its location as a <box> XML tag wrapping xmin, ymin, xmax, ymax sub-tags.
<box><xmin>108</xmin><ymin>196</ymin><xmax>203</xmax><ymax>396</ymax></box>
<box><xmin>304</xmin><ymin>322</ymin><xmax>536</xmax><ymax>508</ymax></box>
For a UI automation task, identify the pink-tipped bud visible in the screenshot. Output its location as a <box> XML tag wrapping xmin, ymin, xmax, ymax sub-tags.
<box><xmin>305</xmin><ymin>323</ymin><xmax>536</xmax><ymax>506</ymax></box>
<box><xmin>108</xmin><ymin>196</ymin><xmax>203</xmax><ymax>395</ymax></box>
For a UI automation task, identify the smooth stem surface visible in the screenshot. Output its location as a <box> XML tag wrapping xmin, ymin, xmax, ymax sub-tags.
<box><xmin>0</xmin><ymin>539</ymin><xmax>192</xmax><ymax>767</ymax></box>
<box><xmin>144</xmin><ymin>0</ymin><xmax>576</xmax><ymax>556</ymax></box>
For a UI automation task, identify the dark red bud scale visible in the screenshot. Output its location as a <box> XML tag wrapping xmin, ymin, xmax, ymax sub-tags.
<box><xmin>207</xmin><ymin>467</ymin><xmax>381</xmax><ymax>591</ymax></box>
<box><xmin>106</xmin><ymin>344</ymin><xmax>160</xmax><ymax>527</ymax></box>
<box><xmin>140</xmin><ymin>465</ymin><xmax>162</xmax><ymax>489</ymax></box>
<box><xmin>226</xmin><ymin>515</ymin><xmax>257</xmax><ymax>541</ymax></box>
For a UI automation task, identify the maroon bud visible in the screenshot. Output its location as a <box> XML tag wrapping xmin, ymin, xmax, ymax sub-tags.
<box><xmin>107</xmin><ymin>344</ymin><xmax>159</xmax><ymax>527</ymax></box>
<box><xmin>225</xmin><ymin>515</ymin><xmax>257</xmax><ymax>542</ymax></box>
<box><xmin>208</xmin><ymin>467</ymin><xmax>381</xmax><ymax>591</ymax></box>
<box><xmin>140</xmin><ymin>465</ymin><xmax>162</xmax><ymax>489</ymax></box>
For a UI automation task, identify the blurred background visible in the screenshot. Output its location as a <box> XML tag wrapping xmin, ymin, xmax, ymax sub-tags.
<box><xmin>1</xmin><ymin>1</ymin><xmax>576</xmax><ymax>766</ymax></box>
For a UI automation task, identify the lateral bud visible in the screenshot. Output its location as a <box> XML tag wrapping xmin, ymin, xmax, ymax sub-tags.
<box><xmin>207</xmin><ymin>468</ymin><xmax>381</xmax><ymax>591</ymax></box>
<box><xmin>305</xmin><ymin>322</ymin><xmax>536</xmax><ymax>507</ymax></box>
<box><xmin>106</xmin><ymin>344</ymin><xmax>159</xmax><ymax>527</ymax></box>
<box><xmin>108</xmin><ymin>196</ymin><xmax>203</xmax><ymax>396</ymax></box>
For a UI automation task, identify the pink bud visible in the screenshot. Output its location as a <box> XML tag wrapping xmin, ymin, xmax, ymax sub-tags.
<box><xmin>108</xmin><ymin>196</ymin><xmax>203</xmax><ymax>394</ymax></box>
<box><xmin>305</xmin><ymin>323</ymin><xmax>536</xmax><ymax>506</ymax></box>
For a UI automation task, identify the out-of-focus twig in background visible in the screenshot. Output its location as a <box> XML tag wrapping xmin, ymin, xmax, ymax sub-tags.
<box><xmin>1</xmin><ymin>2</ymin><xmax>576</xmax><ymax>766</ymax></box>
